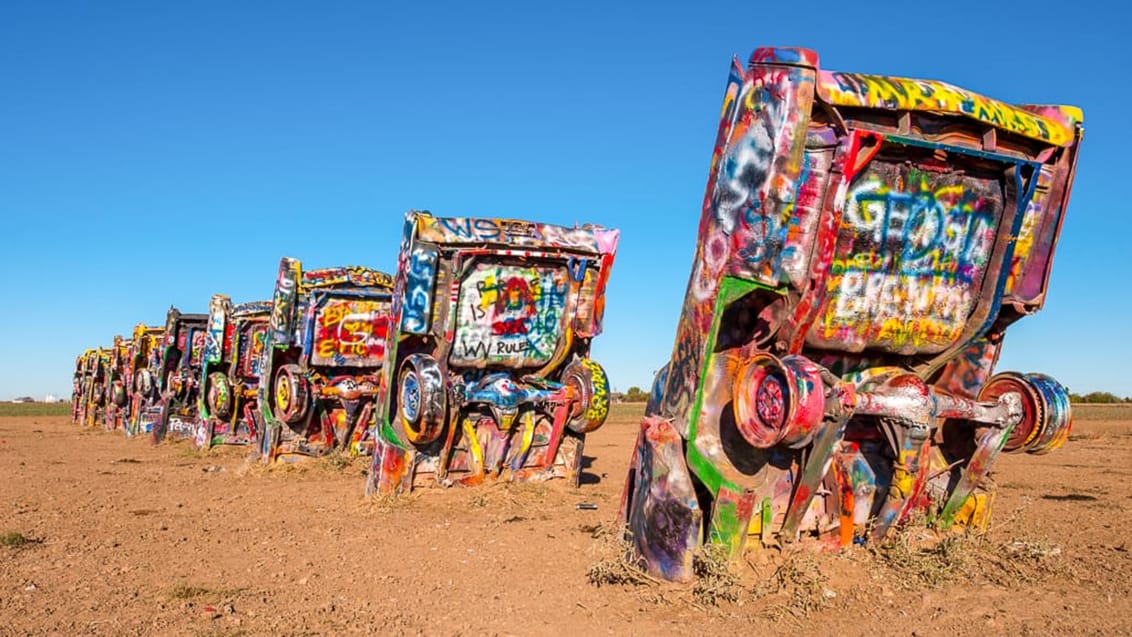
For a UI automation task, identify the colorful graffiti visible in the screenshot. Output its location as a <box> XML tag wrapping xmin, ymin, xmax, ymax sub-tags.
<box><xmin>415</xmin><ymin>214</ymin><xmax>620</xmax><ymax>255</ymax></box>
<box><xmin>269</xmin><ymin>257</ymin><xmax>301</xmax><ymax>344</ymax></box>
<box><xmin>813</xmin><ymin>165</ymin><xmax>1003</xmax><ymax>352</ymax></box>
<box><xmin>935</xmin><ymin>337</ymin><xmax>1002</xmax><ymax>399</ymax></box>
<box><xmin>311</xmin><ymin>298</ymin><xmax>391</xmax><ymax>366</ymax></box>
<box><xmin>102</xmin><ymin>335</ymin><xmax>135</xmax><ymax>432</ymax></box>
<box><xmin>368</xmin><ymin>210</ymin><xmax>619</xmax><ymax>495</ymax></box>
<box><xmin>257</xmin><ymin>257</ymin><xmax>395</xmax><ymax>461</ymax></box>
<box><xmin>656</xmin><ymin>52</ymin><xmax>818</xmax><ymax>433</ymax></box>
<box><xmin>188</xmin><ymin>329</ymin><xmax>207</xmax><ymax>367</ymax></box>
<box><xmin>203</xmin><ymin>295</ymin><xmax>228</xmax><ymax>365</ymax></box>
<box><xmin>818</xmin><ymin>71</ymin><xmax>1079</xmax><ymax>146</ymax></box>
<box><xmin>73</xmin><ymin>348</ymin><xmax>108</xmax><ymax>428</ymax></box>
<box><xmin>1004</xmin><ymin>167</ymin><xmax>1060</xmax><ymax>300</ymax></box>
<box><xmin>304</xmin><ymin>266</ymin><xmax>395</xmax><ymax>290</ymax></box>
<box><xmin>624</xmin><ymin>45</ymin><xmax>1083</xmax><ymax>582</ymax></box>
<box><xmin>62</xmin><ymin>44</ymin><xmax>1084</xmax><ymax>604</ymax></box>
<box><xmin>196</xmin><ymin>297</ymin><xmax>273</xmax><ymax>449</ymax></box>
<box><xmin>125</xmin><ymin>324</ymin><xmax>164</xmax><ymax>436</ymax></box>
<box><xmin>71</xmin><ymin>351</ymin><xmax>87</xmax><ymax>423</ymax></box>
<box><xmin>400</xmin><ymin>246</ymin><xmax>438</xmax><ymax>334</ymax></box>
<box><xmin>150</xmin><ymin>309</ymin><xmax>210</xmax><ymax>444</ymax></box>
<box><xmin>238</xmin><ymin>323</ymin><xmax>267</xmax><ymax>379</ymax></box>
<box><xmin>452</xmin><ymin>264</ymin><xmax>570</xmax><ymax>367</ymax></box>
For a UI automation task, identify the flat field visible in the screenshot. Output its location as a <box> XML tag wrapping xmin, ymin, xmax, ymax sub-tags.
<box><xmin>2</xmin><ymin>404</ymin><xmax>1130</xmax><ymax>636</ymax></box>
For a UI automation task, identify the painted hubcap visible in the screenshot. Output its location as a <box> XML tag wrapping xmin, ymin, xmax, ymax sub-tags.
<box><xmin>755</xmin><ymin>374</ymin><xmax>787</xmax><ymax>429</ymax></box>
<box><xmin>401</xmin><ymin>371</ymin><xmax>420</xmax><ymax>424</ymax></box>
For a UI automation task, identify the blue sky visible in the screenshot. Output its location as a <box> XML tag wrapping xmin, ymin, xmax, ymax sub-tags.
<box><xmin>2</xmin><ymin>0</ymin><xmax>1129</xmax><ymax>400</ymax></box>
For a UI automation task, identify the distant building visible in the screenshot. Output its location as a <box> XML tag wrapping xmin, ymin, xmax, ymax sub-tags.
<box><xmin>12</xmin><ymin>396</ymin><xmax>35</xmax><ymax>403</ymax></box>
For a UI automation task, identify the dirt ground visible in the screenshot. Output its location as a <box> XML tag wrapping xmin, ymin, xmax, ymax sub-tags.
<box><xmin>2</xmin><ymin>407</ymin><xmax>1130</xmax><ymax>637</ymax></box>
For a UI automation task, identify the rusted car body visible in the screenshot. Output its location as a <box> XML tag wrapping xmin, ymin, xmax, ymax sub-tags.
<box><xmin>72</xmin><ymin>348</ymin><xmax>104</xmax><ymax>425</ymax></box>
<box><xmin>147</xmin><ymin>307</ymin><xmax>209</xmax><ymax>443</ymax></box>
<box><xmin>256</xmin><ymin>259</ymin><xmax>396</xmax><ymax>461</ymax></box>
<box><xmin>71</xmin><ymin>349</ymin><xmax>95</xmax><ymax>423</ymax></box>
<box><xmin>621</xmin><ymin>46</ymin><xmax>1082</xmax><ymax>581</ymax></box>
<box><xmin>103</xmin><ymin>335</ymin><xmax>134</xmax><ymax>431</ymax></box>
<box><xmin>80</xmin><ymin>348</ymin><xmax>111</xmax><ymax>428</ymax></box>
<box><xmin>195</xmin><ymin>295</ymin><xmax>272</xmax><ymax>449</ymax></box>
<box><xmin>368</xmin><ymin>211</ymin><xmax>619</xmax><ymax>494</ymax></box>
<box><xmin>125</xmin><ymin>323</ymin><xmax>166</xmax><ymax>436</ymax></box>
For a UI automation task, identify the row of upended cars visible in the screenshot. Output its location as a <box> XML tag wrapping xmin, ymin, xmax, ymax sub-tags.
<box><xmin>73</xmin><ymin>45</ymin><xmax>1084</xmax><ymax>582</ymax></box>
<box><xmin>73</xmin><ymin>209</ymin><xmax>621</xmax><ymax>497</ymax></box>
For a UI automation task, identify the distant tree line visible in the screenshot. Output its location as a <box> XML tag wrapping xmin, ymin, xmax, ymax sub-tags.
<box><xmin>619</xmin><ymin>387</ymin><xmax>649</xmax><ymax>403</ymax></box>
<box><xmin>1069</xmin><ymin>392</ymin><xmax>1132</xmax><ymax>404</ymax></box>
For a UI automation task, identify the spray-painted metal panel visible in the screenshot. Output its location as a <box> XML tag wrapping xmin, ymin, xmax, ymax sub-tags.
<box><xmin>124</xmin><ymin>324</ymin><xmax>164</xmax><ymax>437</ymax></box>
<box><xmin>450</xmin><ymin>263</ymin><xmax>571</xmax><ymax>368</ymax></box>
<box><xmin>145</xmin><ymin>307</ymin><xmax>210</xmax><ymax>444</ymax></box>
<box><xmin>195</xmin><ymin>295</ymin><xmax>273</xmax><ymax>450</ymax></box>
<box><xmin>309</xmin><ymin>297</ymin><xmax>390</xmax><ymax>368</ymax></box>
<box><xmin>368</xmin><ymin>210</ymin><xmax>619</xmax><ymax>495</ymax></box>
<box><xmin>256</xmin><ymin>257</ymin><xmax>395</xmax><ymax>462</ymax></box>
<box><xmin>622</xmin><ymin>45</ymin><xmax>1083</xmax><ymax>582</ymax></box>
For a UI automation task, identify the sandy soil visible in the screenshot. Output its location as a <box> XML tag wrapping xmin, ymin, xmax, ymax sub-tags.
<box><xmin>2</xmin><ymin>409</ymin><xmax>1130</xmax><ymax>636</ymax></box>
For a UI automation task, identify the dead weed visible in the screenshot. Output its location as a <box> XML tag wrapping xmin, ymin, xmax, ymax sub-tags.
<box><xmin>1</xmin><ymin>530</ymin><xmax>40</xmax><ymax>549</ymax></box>
<box><xmin>586</xmin><ymin>525</ymin><xmax>657</xmax><ymax>588</ymax></box>
<box><xmin>869</xmin><ymin>528</ymin><xmax>1067</xmax><ymax>589</ymax></box>
<box><xmin>465</xmin><ymin>481</ymin><xmax>551</xmax><ymax>513</ymax></box>
<box><xmin>238</xmin><ymin>452</ymin><xmax>364</xmax><ymax>477</ymax></box>
<box><xmin>692</xmin><ymin>543</ymin><xmax>741</xmax><ymax>606</ymax></box>
<box><xmin>363</xmin><ymin>491</ymin><xmax>419</xmax><ymax>515</ymax></box>
<box><xmin>166</xmin><ymin>581</ymin><xmax>245</xmax><ymax>603</ymax></box>
<box><xmin>751</xmin><ymin>550</ymin><xmax>830</xmax><ymax>619</ymax></box>
<box><xmin>168</xmin><ymin>582</ymin><xmax>215</xmax><ymax>600</ymax></box>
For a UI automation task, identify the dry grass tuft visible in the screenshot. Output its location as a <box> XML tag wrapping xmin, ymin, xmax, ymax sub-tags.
<box><xmin>752</xmin><ymin>550</ymin><xmax>829</xmax><ymax>619</ymax></box>
<box><xmin>868</xmin><ymin>525</ymin><xmax>1067</xmax><ymax>589</ymax></box>
<box><xmin>870</xmin><ymin>533</ymin><xmax>971</xmax><ymax>588</ymax></box>
<box><xmin>365</xmin><ymin>491</ymin><xmax>418</xmax><ymax>514</ymax></box>
<box><xmin>579</xmin><ymin>521</ymin><xmax>622</xmax><ymax>539</ymax></box>
<box><xmin>462</xmin><ymin>481</ymin><xmax>551</xmax><ymax>513</ymax></box>
<box><xmin>167</xmin><ymin>582</ymin><xmax>244</xmax><ymax>601</ymax></box>
<box><xmin>586</xmin><ymin>525</ymin><xmax>657</xmax><ymax>588</ymax></box>
<box><xmin>1</xmin><ymin>531</ymin><xmax>38</xmax><ymax>548</ymax></box>
<box><xmin>692</xmin><ymin>543</ymin><xmax>741</xmax><ymax>606</ymax></box>
<box><xmin>168</xmin><ymin>583</ymin><xmax>214</xmax><ymax>600</ymax></box>
<box><xmin>238</xmin><ymin>451</ymin><xmax>365</xmax><ymax>478</ymax></box>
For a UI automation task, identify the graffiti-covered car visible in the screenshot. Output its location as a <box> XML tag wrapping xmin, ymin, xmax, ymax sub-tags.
<box><xmin>368</xmin><ymin>211</ymin><xmax>619</xmax><ymax>494</ymax></box>
<box><xmin>621</xmin><ymin>46</ymin><xmax>1083</xmax><ymax>581</ymax></box>
<box><xmin>103</xmin><ymin>334</ymin><xmax>134</xmax><ymax>431</ymax></box>
<box><xmin>79</xmin><ymin>347</ymin><xmax>111</xmax><ymax>428</ymax></box>
<box><xmin>195</xmin><ymin>294</ymin><xmax>272</xmax><ymax>449</ymax></box>
<box><xmin>125</xmin><ymin>323</ymin><xmax>165</xmax><ymax>436</ymax></box>
<box><xmin>71</xmin><ymin>349</ymin><xmax>95</xmax><ymax>423</ymax></box>
<box><xmin>147</xmin><ymin>307</ymin><xmax>209</xmax><ymax>443</ymax></box>
<box><xmin>72</xmin><ymin>348</ymin><xmax>102</xmax><ymax>425</ymax></box>
<box><xmin>257</xmin><ymin>258</ymin><xmax>395</xmax><ymax>461</ymax></box>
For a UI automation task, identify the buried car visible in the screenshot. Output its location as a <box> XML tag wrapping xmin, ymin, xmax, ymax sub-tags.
<box><xmin>74</xmin><ymin>348</ymin><xmax>108</xmax><ymax>427</ymax></box>
<box><xmin>195</xmin><ymin>294</ymin><xmax>272</xmax><ymax>449</ymax></box>
<box><xmin>368</xmin><ymin>210</ymin><xmax>619</xmax><ymax>494</ymax></box>
<box><xmin>621</xmin><ymin>46</ymin><xmax>1082</xmax><ymax>581</ymax></box>
<box><xmin>257</xmin><ymin>258</ymin><xmax>395</xmax><ymax>461</ymax></box>
<box><xmin>80</xmin><ymin>348</ymin><xmax>111</xmax><ymax>428</ymax></box>
<box><xmin>71</xmin><ymin>349</ymin><xmax>96</xmax><ymax>424</ymax></box>
<box><xmin>125</xmin><ymin>323</ymin><xmax>166</xmax><ymax>436</ymax></box>
<box><xmin>146</xmin><ymin>307</ymin><xmax>209</xmax><ymax>443</ymax></box>
<box><xmin>103</xmin><ymin>334</ymin><xmax>134</xmax><ymax>431</ymax></box>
